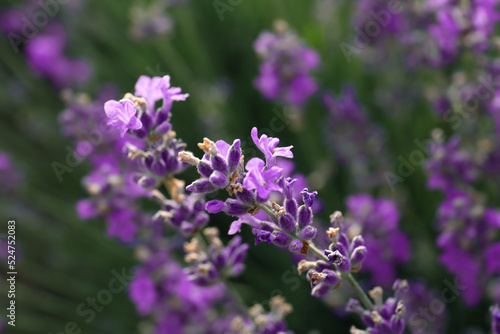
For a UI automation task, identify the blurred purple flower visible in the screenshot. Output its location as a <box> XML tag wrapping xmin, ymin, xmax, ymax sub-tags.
<box><xmin>104</xmin><ymin>99</ymin><xmax>143</xmax><ymax>137</ymax></box>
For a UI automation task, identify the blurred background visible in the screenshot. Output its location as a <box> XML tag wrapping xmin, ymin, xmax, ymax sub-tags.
<box><xmin>0</xmin><ymin>0</ymin><xmax>497</xmax><ymax>333</ymax></box>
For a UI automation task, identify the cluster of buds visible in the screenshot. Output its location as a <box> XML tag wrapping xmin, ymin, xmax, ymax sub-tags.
<box><xmin>180</xmin><ymin>137</ymin><xmax>243</xmax><ymax>194</ymax></box>
<box><xmin>153</xmin><ymin>191</ymin><xmax>209</xmax><ymax>236</ymax></box>
<box><xmin>230</xmin><ymin>296</ymin><xmax>293</xmax><ymax>334</ymax></box>
<box><xmin>183</xmin><ymin>228</ymin><xmax>249</xmax><ymax>286</ymax></box>
<box><xmin>347</xmin><ymin>280</ymin><xmax>408</xmax><ymax>334</ymax></box>
<box><xmin>298</xmin><ymin>211</ymin><xmax>368</xmax><ymax>297</ymax></box>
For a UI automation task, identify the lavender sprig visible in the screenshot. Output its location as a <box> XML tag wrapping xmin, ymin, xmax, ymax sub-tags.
<box><xmin>178</xmin><ymin>127</ymin><xmax>408</xmax><ymax>321</ymax></box>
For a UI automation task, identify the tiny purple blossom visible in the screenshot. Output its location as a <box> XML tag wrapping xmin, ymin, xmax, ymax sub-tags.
<box><xmin>251</xmin><ymin>127</ymin><xmax>293</xmax><ymax>167</ymax></box>
<box><xmin>160</xmin><ymin>75</ymin><xmax>189</xmax><ymax>112</ymax></box>
<box><xmin>134</xmin><ymin>75</ymin><xmax>163</xmax><ymax>113</ymax></box>
<box><xmin>104</xmin><ymin>99</ymin><xmax>142</xmax><ymax>137</ymax></box>
<box><xmin>243</xmin><ymin>158</ymin><xmax>282</xmax><ymax>202</ymax></box>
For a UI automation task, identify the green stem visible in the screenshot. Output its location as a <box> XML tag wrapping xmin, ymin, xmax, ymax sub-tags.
<box><xmin>260</xmin><ymin>203</ymin><xmax>375</xmax><ymax>311</ymax></box>
<box><xmin>342</xmin><ymin>272</ymin><xmax>374</xmax><ymax>311</ymax></box>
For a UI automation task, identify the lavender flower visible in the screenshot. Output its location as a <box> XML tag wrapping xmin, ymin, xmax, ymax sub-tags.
<box><xmin>323</xmin><ymin>86</ymin><xmax>390</xmax><ymax>189</ymax></box>
<box><xmin>426</xmin><ymin>134</ymin><xmax>477</xmax><ymax>191</ymax></box>
<box><xmin>349</xmin><ymin>0</ymin><xmax>500</xmax><ymax>67</ymax></box>
<box><xmin>251</xmin><ymin>127</ymin><xmax>293</xmax><ymax>167</ymax></box>
<box><xmin>76</xmin><ymin>160</ymin><xmax>150</xmax><ymax>243</ymax></box>
<box><xmin>25</xmin><ymin>24</ymin><xmax>91</xmax><ymax>87</ymax></box>
<box><xmin>230</xmin><ymin>296</ymin><xmax>293</xmax><ymax>334</ymax></box>
<box><xmin>402</xmin><ymin>282</ymin><xmax>447</xmax><ymax>334</ymax></box>
<box><xmin>244</xmin><ymin>158</ymin><xmax>283</xmax><ymax>202</ymax></box>
<box><xmin>181</xmin><ymin>126</ymin><xmax>292</xmax><ymax>204</ymax></box>
<box><xmin>347</xmin><ymin>280</ymin><xmax>408</xmax><ymax>334</ymax></box>
<box><xmin>129</xmin><ymin>1</ymin><xmax>174</xmax><ymax>40</ymax></box>
<box><xmin>492</xmin><ymin>304</ymin><xmax>500</xmax><ymax>334</ymax></box>
<box><xmin>436</xmin><ymin>190</ymin><xmax>500</xmax><ymax>305</ymax></box>
<box><xmin>299</xmin><ymin>211</ymin><xmax>369</xmax><ymax>297</ymax></box>
<box><xmin>59</xmin><ymin>86</ymin><xmax>124</xmax><ymax>161</ymax></box>
<box><xmin>183</xmin><ymin>128</ymin><xmax>375</xmax><ymax>303</ymax></box>
<box><xmin>254</xmin><ymin>20</ymin><xmax>320</xmax><ymax>106</ymax></box>
<box><xmin>128</xmin><ymin>244</ymin><xmax>234</xmax><ymax>333</ymax></box>
<box><xmin>345</xmin><ymin>195</ymin><xmax>410</xmax><ymax>287</ymax></box>
<box><xmin>181</xmin><ymin>137</ymin><xmax>242</xmax><ymax>194</ymax></box>
<box><xmin>104</xmin><ymin>99</ymin><xmax>143</xmax><ymax>137</ymax></box>
<box><xmin>102</xmin><ymin>75</ymin><xmax>190</xmax><ymax>189</ymax></box>
<box><xmin>183</xmin><ymin>228</ymin><xmax>248</xmax><ymax>286</ymax></box>
<box><xmin>153</xmin><ymin>192</ymin><xmax>209</xmax><ymax>236</ymax></box>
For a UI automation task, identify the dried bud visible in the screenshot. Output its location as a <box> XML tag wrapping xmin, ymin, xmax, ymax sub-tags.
<box><xmin>350</xmin><ymin>326</ymin><xmax>367</xmax><ymax>334</ymax></box>
<box><xmin>198</xmin><ymin>137</ymin><xmax>218</xmax><ymax>156</ymax></box>
<box><xmin>270</xmin><ymin>296</ymin><xmax>293</xmax><ymax>319</ymax></box>
<box><xmin>248</xmin><ymin>304</ymin><xmax>265</xmax><ymax>318</ymax></box>
<box><xmin>297</xmin><ymin>259</ymin><xmax>317</xmax><ymax>275</ymax></box>
<box><xmin>152</xmin><ymin>210</ymin><xmax>173</xmax><ymax>223</ymax></box>
<box><xmin>178</xmin><ymin>151</ymin><xmax>200</xmax><ymax>166</ymax></box>
<box><xmin>184</xmin><ymin>252</ymin><xmax>199</xmax><ymax>263</ymax></box>
<box><xmin>272</xmin><ymin>202</ymin><xmax>286</xmax><ymax>217</ymax></box>
<box><xmin>371</xmin><ymin>311</ymin><xmax>382</xmax><ymax>324</ymax></box>
<box><xmin>197</xmin><ymin>263</ymin><xmax>212</xmax><ymax>277</ymax></box>
<box><xmin>330</xmin><ymin>211</ymin><xmax>343</xmax><ymax>227</ymax></box>
<box><xmin>369</xmin><ymin>287</ymin><xmax>384</xmax><ymax>307</ymax></box>
<box><xmin>230</xmin><ymin>316</ymin><xmax>244</xmax><ymax>331</ymax></box>
<box><xmin>327</xmin><ymin>227</ymin><xmax>340</xmax><ymax>244</ymax></box>
<box><xmin>183</xmin><ymin>238</ymin><xmax>200</xmax><ymax>253</ymax></box>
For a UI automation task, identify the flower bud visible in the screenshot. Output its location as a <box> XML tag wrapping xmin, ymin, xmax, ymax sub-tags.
<box><xmin>350</xmin><ymin>246</ymin><xmax>367</xmax><ymax>266</ymax></box>
<box><xmin>279</xmin><ymin>213</ymin><xmax>296</xmax><ymax>234</ymax></box>
<box><xmin>209</xmin><ymin>171</ymin><xmax>229</xmax><ymax>188</ymax></box>
<box><xmin>297</xmin><ymin>205</ymin><xmax>312</xmax><ymax>229</ymax></box>
<box><xmin>211</xmin><ymin>154</ymin><xmax>229</xmax><ymax>174</ymax></box>
<box><xmin>186</xmin><ymin>179</ymin><xmax>217</xmax><ymax>193</ymax></box>
<box><xmin>272</xmin><ymin>231</ymin><xmax>291</xmax><ymax>248</ymax></box>
<box><xmin>299</xmin><ymin>226</ymin><xmax>317</xmax><ymax>240</ymax></box>
<box><xmin>227</xmin><ymin>139</ymin><xmax>242</xmax><ymax>172</ymax></box>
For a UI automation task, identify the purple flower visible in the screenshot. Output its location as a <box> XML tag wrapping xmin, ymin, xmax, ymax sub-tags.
<box><xmin>348</xmin><ymin>280</ymin><xmax>408</xmax><ymax>334</ymax></box>
<box><xmin>243</xmin><ymin>158</ymin><xmax>283</xmax><ymax>202</ymax></box>
<box><xmin>184</xmin><ymin>229</ymin><xmax>249</xmax><ymax>285</ymax></box>
<box><xmin>182</xmin><ymin>138</ymin><xmax>242</xmax><ymax>194</ymax></box>
<box><xmin>345</xmin><ymin>194</ymin><xmax>410</xmax><ymax>286</ymax></box>
<box><xmin>154</xmin><ymin>193</ymin><xmax>209</xmax><ymax>236</ymax></box>
<box><xmin>24</xmin><ymin>24</ymin><xmax>91</xmax><ymax>87</ymax></box>
<box><xmin>470</xmin><ymin>0</ymin><xmax>500</xmax><ymax>52</ymax></box>
<box><xmin>129</xmin><ymin>273</ymin><xmax>157</xmax><ymax>315</ymax></box>
<box><xmin>253</xmin><ymin>24</ymin><xmax>320</xmax><ymax>106</ymax></box>
<box><xmin>231</xmin><ymin>296</ymin><xmax>293</xmax><ymax>334</ymax></box>
<box><xmin>435</xmin><ymin>189</ymin><xmax>500</xmax><ymax>305</ymax></box>
<box><xmin>76</xmin><ymin>199</ymin><xmax>96</xmax><ymax>220</ymax></box>
<box><xmin>160</xmin><ymin>75</ymin><xmax>190</xmax><ymax>113</ymax></box>
<box><xmin>251</xmin><ymin>127</ymin><xmax>293</xmax><ymax>167</ymax></box>
<box><xmin>402</xmin><ymin>282</ymin><xmax>447</xmax><ymax>334</ymax></box>
<box><xmin>134</xmin><ymin>75</ymin><xmax>164</xmax><ymax>113</ymax></box>
<box><xmin>129</xmin><ymin>246</ymin><xmax>231</xmax><ymax>332</ymax></box>
<box><xmin>129</xmin><ymin>2</ymin><xmax>174</xmax><ymax>40</ymax></box>
<box><xmin>428</xmin><ymin>9</ymin><xmax>461</xmax><ymax>61</ymax></box>
<box><xmin>252</xmin><ymin>228</ymin><xmax>276</xmax><ymax>245</ymax></box>
<box><xmin>104</xmin><ymin>99</ymin><xmax>143</xmax><ymax>137</ymax></box>
<box><xmin>426</xmin><ymin>136</ymin><xmax>477</xmax><ymax>191</ymax></box>
<box><xmin>492</xmin><ymin>304</ymin><xmax>500</xmax><ymax>334</ymax></box>
<box><xmin>107</xmin><ymin>208</ymin><xmax>139</xmax><ymax>243</ymax></box>
<box><xmin>323</xmin><ymin>86</ymin><xmax>390</xmax><ymax>189</ymax></box>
